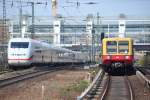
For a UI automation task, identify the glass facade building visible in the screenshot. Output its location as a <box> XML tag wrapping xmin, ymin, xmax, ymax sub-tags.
<box><xmin>10</xmin><ymin>16</ymin><xmax>150</xmax><ymax>45</ymax></box>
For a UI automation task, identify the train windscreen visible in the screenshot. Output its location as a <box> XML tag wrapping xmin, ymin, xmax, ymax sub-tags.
<box><xmin>118</xmin><ymin>41</ymin><xmax>129</xmax><ymax>54</ymax></box>
<box><xmin>11</xmin><ymin>42</ymin><xmax>29</xmax><ymax>48</ymax></box>
<box><xmin>107</xmin><ymin>41</ymin><xmax>117</xmax><ymax>54</ymax></box>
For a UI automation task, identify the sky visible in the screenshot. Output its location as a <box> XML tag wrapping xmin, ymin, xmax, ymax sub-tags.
<box><xmin>0</xmin><ymin>0</ymin><xmax>150</xmax><ymax>19</ymax></box>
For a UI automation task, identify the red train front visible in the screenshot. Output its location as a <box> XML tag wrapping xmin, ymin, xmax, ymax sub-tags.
<box><xmin>101</xmin><ymin>38</ymin><xmax>134</xmax><ymax>72</ymax></box>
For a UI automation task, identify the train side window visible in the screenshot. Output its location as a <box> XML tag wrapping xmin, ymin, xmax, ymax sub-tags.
<box><xmin>58</xmin><ymin>53</ymin><xmax>63</xmax><ymax>57</ymax></box>
<box><xmin>35</xmin><ymin>46</ymin><xmax>40</xmax><ymax>49</ymax></box>
<box><xmin>106</xmin><ymin>41</ymin><xmax>117</xmax><ymax>54</ymax></box>
<box><xmin>35</xmin><ymin>50</ymin><xmax>41</xmax><ymax>53</ymax></box>
<box><xmin>118</xmin><ymin>41</ymin><xmax>129</xmax><ymax>54</ymax></box>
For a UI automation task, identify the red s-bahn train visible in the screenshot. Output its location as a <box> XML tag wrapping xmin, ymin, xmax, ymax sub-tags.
<box><xmin>101</xmin><ymin>37</ymin><xmax>134</xmax><ymax>72</ymax></box>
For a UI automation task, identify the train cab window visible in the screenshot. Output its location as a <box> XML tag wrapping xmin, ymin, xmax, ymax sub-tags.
<box><xmin>11</xmin><ymin>42</ymin><xmax>29</xmax><ymax>48</ymax></box>
<box><xmin>118</xmin><ymin>41</ymin><xmax>129</xmax><ymax>54</ymax></box>
<box><xmin>106</xmin><ymin>41</ymin><xmax>117</xmax><ymax>54</ymax></box>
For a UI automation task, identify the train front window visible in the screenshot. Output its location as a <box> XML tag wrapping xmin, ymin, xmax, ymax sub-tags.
<box><xmin>107</xmin><ymin>41</ymin><xmax>117</xmax><ymax>54</ymax></box>
<box><xmin>11</xmin><ymin>42</ymin><xmax>29</xmax><ymax>48</ymax></box>
<box><xmin>118</xmin><ymin>41</ymin><xmax>129</xmax><ymax>54</ymax></box>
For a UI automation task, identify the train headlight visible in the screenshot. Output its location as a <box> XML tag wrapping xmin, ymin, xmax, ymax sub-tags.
<box><xmin>106</xmin><ymin>56</ymin><xmax>110</xmax><ymax>59</ymax></box>
<box><xmin>125</xmin><ymin>56</ymin><xmax>129</xmax><ymax>59</ymax></box>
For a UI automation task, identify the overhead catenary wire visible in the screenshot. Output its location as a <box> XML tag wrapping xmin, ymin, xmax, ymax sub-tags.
<box><xmin>0</xmin><ymin>0</ymin><xmax>49</xmax><ymax>40</ymax></box>
<box><xmin>0</xmin><ymin>0</ymin><xmax>48</xmax><ymax>8</ymax></box>
<box><xmin>61</xmin><ymin>6</ymin><xmax>81</xmax><ymax>25</ymax></box>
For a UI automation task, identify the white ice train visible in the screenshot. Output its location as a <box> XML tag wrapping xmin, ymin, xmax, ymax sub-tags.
<box><xmin>7</xmin><ymin>38</ymin><xmax>90</xmax><ymax>68</ymax></box>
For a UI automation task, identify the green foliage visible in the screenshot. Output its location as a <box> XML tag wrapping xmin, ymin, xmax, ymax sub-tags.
<box><xmin>70</xmin><ymin>80</ymin><xmax>89</xmax><ymax>92</ymax></box>
<box><xmin>59</xmin><ymin>80</ymin><xmax>89</xmax><ymax>99</ymax></box>
<box><xmin>89</xmin><ymin>67</ymin><xmax>100</xmax><ymax>76</ymax></box>
<box><xmin>136</xmin><ymin>56</ymin><xmax>150</xmax><ymax>66</ymax></box>
<box><xmin>136</xmin><ymin>59</ymin><xmax>144</xmax><ymax>66</ymax></box>
<box><xmin>59</xmin><ymin>88</ymin><xmax>72</xmax><ymax>99</ymax></box>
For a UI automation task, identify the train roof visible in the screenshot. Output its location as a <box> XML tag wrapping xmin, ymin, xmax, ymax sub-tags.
<box><xmin>8</xmin><ymin>38</ymin><xmax>75</xmax><ymax>53</ymax></box>
<box><xmin>9</xmin><ymin>38</ymin><xmax>32</xmax><ymax>42</ymax></box>
<box><xmin>102</xmin><ymin>37</ymin><xmax>132</xmax><ymax>41</ymax></box>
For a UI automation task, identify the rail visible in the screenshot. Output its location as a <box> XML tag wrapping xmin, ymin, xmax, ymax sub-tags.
<box><xmin>0</xmin><ymin>66</ymin><xmax>65</xmax><ymax>88</ymax></box>
<box><xmin>100</xmin><ymin>76</ymin><xmax>134</xmax><ymax>100</ymax></box>
<box><xmin>100</xmin><ymin>75</ymin><xmax>110</xmax><ymax>100</ymax></box>
<box><xmin>76</xmin><ymin>68</ymin><xmax>104</xmax><ymax>100</ymax></box>
<box><xmin>125</xmin><ymin>76</ymin><xmax>134</xmax><ymax>100</ymax></box>
<box><xmin>136</xmin><ymin>70</ymin><xmax>150</xmax><ymax>90</ymax></box>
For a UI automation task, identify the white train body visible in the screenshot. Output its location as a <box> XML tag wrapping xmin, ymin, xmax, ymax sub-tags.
<box><xmin>8</xmin><ymin>38</ymin><xmax>90</xmax><ymax>67</ymax></box>
<box><xmin>8</xmin><ymin>38</ymin><xmax>32</xmax><ymax>66</ymax></box>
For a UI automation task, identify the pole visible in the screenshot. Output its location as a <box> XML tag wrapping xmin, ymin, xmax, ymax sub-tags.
<box><xmin>92</xmin><ymin>29</ymin><xmax>95</xmax><ymax>63</ymax></box>
<box><xmin>27</xmin><ymin>2</ymin><xmax>44</xmax><ymax>39</ymax></box>
<box><xmin>96</xmin><ymin>12</ymin><xmax>100</xmax><ymax>63</ymax></box>
<box><xmin>2</xmin><ymin>0</ymin><xmax>7</xmax><ymax>68</ymax></box>
<box><xmin>2</xmin><ymin>0</ymin><xmax>6</xmax><ymax>45</ymax></box>
<box><xmin>51</xmin><ymin>0</ymin><xmax>57</xmax><ymax>18</ymax></box>
<box><xmin>31</xmin><ymin>2</ymin><xmax>34</xmax><ymax>39</ymax></box>
<box><xmin>108</xmin><ymin>24</ymin><xmax>110</xmax><ymax>38</ymax></box>
<box><xmin>19</xmin><ymin>7</ymin><xmax>22</xmax><ymax>37</ymax></box>
<box><xmin>97</xmin><ymin>12</ymin><xmax>100</xmax><ymax>30</ymax></box>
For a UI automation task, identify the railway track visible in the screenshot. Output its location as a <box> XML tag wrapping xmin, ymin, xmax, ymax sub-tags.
<box><xmin>100</xmin><ymin>75</ymin><xmax>134</xmax><ymax>100</ymax></box>
<box><xmin>0</xmin><ymin>68</ymin><xmax>13</xmax><ymax>75</ymax></box>
<box><xmin>128</xmin><ymin>66</ymin><xmax>150</xmax><ymax>100</ymax></box>
<box><xmin>77</xmin><ymin>68</ymin><xmax>105</xmax><ymax>100</ymax></box>
<box><xmin>0</xmin><ymin>67</ymin><xmax>37</xmax><ymax>80</ymax></box>
<box><xmin>0</xmin><ymin>66</ymin><xmax>66</xmax><ymax>88</ymax></box>
<box><xmin>137</xmin><ymin>67</ymin><xmax>150</xmax><ymax>75</ymax></box>
<box><xmin>77</xmin><ymin>67</ymin><xmax>135</xmax><ymax>100</ymax></box>
<box><xmin>77</xmin><ymin>74</ymin><xmax>134</xmax><ymax>100</ymax></box>
<box><xmin>77</xmin><ymin>66</ymin><xmax>150</xmax><ymax>100</ymax></box>
<box><xmin>135</xmin><ymin>66</ymin><xmax>150</xmax><ymax>90</ymax></box>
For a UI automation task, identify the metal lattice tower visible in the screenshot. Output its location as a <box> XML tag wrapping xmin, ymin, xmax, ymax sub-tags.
<box><xmin>0</xmin><ymin>0</ymin><xmax>7</xmax><ymax>68</ymax></box>
<box><xmin>1</xmin><ymin>0</ymin><xmax>7</xmax><ymax>46</ymax></box>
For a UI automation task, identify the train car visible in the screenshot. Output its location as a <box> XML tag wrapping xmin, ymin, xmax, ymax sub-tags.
<box><xmin>7</xmin><ymin>38</ymin><xmax>89</xmax><ymax>69</ymax></box>
<box><xmin>101</xmin><ymin>37</ymin><xmax>134</xmax><ymax>72</ymax></box>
